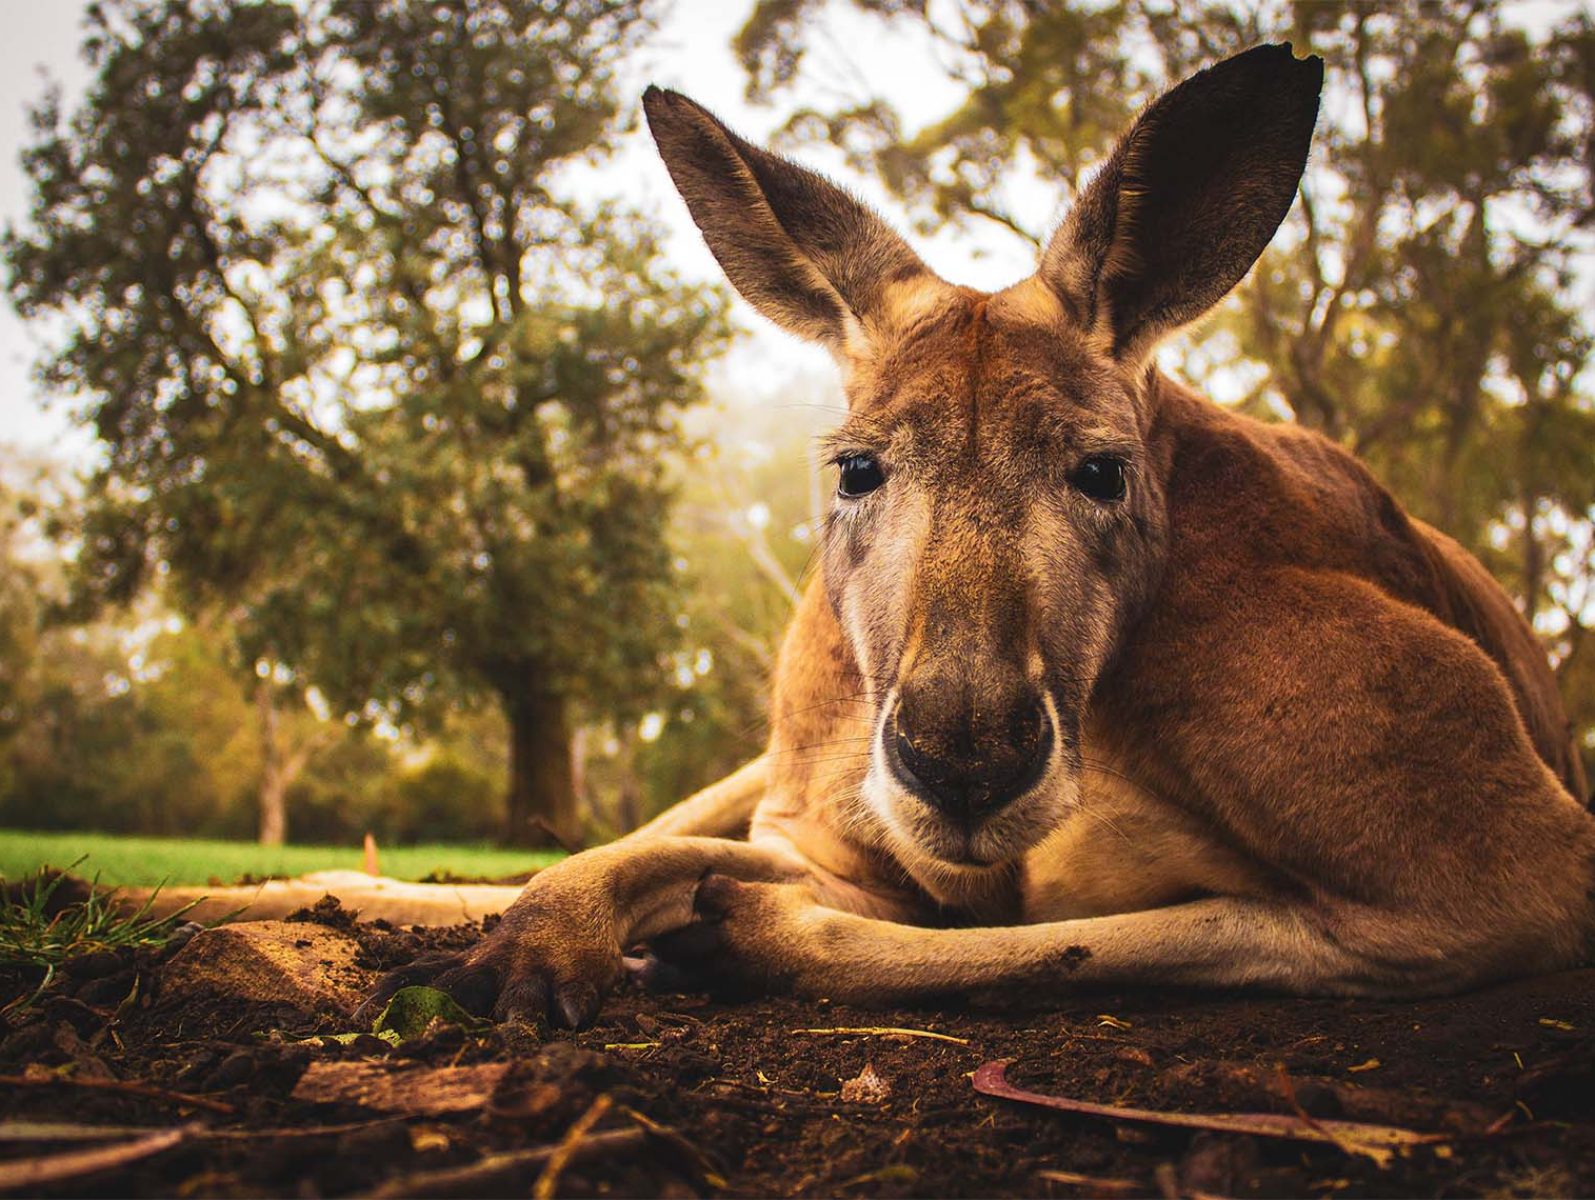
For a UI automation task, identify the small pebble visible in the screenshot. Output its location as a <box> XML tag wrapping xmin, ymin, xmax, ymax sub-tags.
<box><xmin>162</xmin><ymin>922</ymin><xmax>205</xmax><ymax>956</ymax></box>
<box><xmin>208</xmin><ymin>1049</ymin><xmax>257</xmax><ymax>1089</ymax></box>
<box><xmin>349</xmin><ymin>1033</ymin><xmax>393</xmax><ymax>1056</ymax></box>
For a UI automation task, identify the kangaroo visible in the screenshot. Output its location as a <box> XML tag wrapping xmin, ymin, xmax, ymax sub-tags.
<box><xmin>378</xmin><ymin>43</ymin><xmax>1594</xmax><ymax>1029</ymax></box>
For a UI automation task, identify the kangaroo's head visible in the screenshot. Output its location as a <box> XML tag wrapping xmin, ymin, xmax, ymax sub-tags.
<box><xmin>646</xmin><ymin>45</ymin><xmax>1322</xmax><ymax>870</ymax></box>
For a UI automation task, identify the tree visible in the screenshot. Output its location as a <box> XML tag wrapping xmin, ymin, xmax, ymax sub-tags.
<box><xmin>0</xmin><ymin>607</ymin><xmax>252</xmax><ymax>838</ymax></box>
<box><xmin>736</xmin><ymin>0</ymin><xmax>1595</xmax><ymax>783</ymax></box>
<box><xmin>0</xmin><ymin>481</ymin><xmax>44</xmax><ymax>800</ymax></box>
<box><xmin>7</xmin><ymin>0</ymin><xmax>729</xmax><ymax>846</ymax></box>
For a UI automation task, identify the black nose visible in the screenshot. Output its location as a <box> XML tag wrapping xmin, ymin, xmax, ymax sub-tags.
<box><xmin>888</xmin><ymin>686</ymin><xmax>1051</xmax><ymax>821</ymax></box>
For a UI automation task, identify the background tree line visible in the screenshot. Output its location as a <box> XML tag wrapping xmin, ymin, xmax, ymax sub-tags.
<box><xmin>1</xmin><ymin>0</ymin><xmax>1589</xmax><ymax>852</ymax></box>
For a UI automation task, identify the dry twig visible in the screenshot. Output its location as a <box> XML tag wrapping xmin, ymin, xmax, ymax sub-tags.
<box><xmin>362</xmin><ymin>1129</ymin><xmax>645</xmax><ymax>1199</ymax></box>
<box><xmin>533</xmin><ymin>1094</ymin><xmax>614</xmax><ymax>1200</ymax></box>
<box><xmin>1034</xmin><ymin>1168</ymin><xmax>1142</xmax><ymax>1195</ymax></box>
<box><xmin>791</xmin><ymin>1025</ymin><xmax>970</xmax><ymax>1045</ymax></box>
<box><xmin>0</xmin><ymin>1125</ymin><xmax>193</xmax><ymax>1192</ymax></box>
<box><xmin>0</xmin><ymin>1072</ymin><xmax>234</xmax><ymax>1115</ymax></box>
<box><xmin>974</xmin><ymin>1060</ymin><xmax>1449</xmax><ymax>1168</ymax></box>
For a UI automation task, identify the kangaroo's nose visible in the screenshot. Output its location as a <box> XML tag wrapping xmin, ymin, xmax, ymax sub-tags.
<box><xmin>889</xmin><ymin>677</ymin><xmax>1050</xmax><ymax>820</ymax></box>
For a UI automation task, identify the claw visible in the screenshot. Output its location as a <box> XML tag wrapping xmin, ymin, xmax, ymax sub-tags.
<box><xmin>626</xmin><ymin>950</ymin><xmax>695</xmax><ymax>995</ymax></box>
<box><xmin>554</xmin><ymin>981</ymin><xmax>600</xmax><ymax>1029</ymax></box>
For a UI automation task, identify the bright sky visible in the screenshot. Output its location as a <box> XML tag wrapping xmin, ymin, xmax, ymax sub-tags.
<box><xmin>1</xmin><ymin>1</ymin><xmax>1584</xmax><ymax>472</ymax></box>
<box><xmin>0</xmin><ymin>2</ymin><xmax>95</xmax><ymax>461</ymax></box>
<box><xmin>0</xmin><ymin>0</ymin><xmax>1046</xmax><ymax>472</ymax></box>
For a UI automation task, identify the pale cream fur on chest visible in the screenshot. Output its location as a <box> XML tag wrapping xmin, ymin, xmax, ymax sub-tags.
<box><xmin>1018</xmin><ymin>760</ymin><xmax>1279</xmax><ymax>923</ymax></box>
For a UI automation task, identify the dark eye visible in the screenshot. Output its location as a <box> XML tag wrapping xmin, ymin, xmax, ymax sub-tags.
<box><xmin>1070</xmin><ymin>455</ymin><xmax>1127</xmax><ymax>502</ymax></box>
<box><xmin>837</xmin><ymin>453</ymin><xmax>885</xmax><ymax>499</ymax></box>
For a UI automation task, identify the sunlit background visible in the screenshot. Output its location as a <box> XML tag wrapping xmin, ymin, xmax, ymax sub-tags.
<box><xmin>0</xmin><ymin>0</ymin><xmax>1590</xmax><ymax>885</ymax></box>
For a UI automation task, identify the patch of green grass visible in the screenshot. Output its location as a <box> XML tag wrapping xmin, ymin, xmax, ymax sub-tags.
<box><xmin>0</xmin><ymin>829</ymin><xmax>561</xmax><ymax>889</ymax></box>
<box><xmin>0</xmin><ymin>862</ymin><xmax>200</xmax><ymax>1012</ymax></box>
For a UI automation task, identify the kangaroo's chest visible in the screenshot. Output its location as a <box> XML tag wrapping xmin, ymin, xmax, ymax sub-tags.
<box><xmin>1017</xmin><ymin>757</ymin><xmax>1276</xmax><ymax>922</ymax></box>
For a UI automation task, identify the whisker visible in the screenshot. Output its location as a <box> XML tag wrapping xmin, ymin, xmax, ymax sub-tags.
<box><xmin>1072</xmin><ymin>802</ymin><xmax>1135</xmax><ymax>846</ymax></box>
<box><xmin>1077</xmin><ymin>755</ymin><xmax>1157</xmax><ymax>797</ymax></box>
<box><xmin>784</xmin><ymin>752</ymin><xmax>875</xmax><ymax>769</ymax></box>
<box><xmin>767</xmin><ymin>735</ymin><xmax>875</xmax><ymax>757</ymax></box>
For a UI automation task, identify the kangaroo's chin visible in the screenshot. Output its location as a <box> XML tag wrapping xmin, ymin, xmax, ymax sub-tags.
<box><xmin>863</xmin><ymin>753</ymin><xmax>1080</xmax><ymax>874</ymax></box>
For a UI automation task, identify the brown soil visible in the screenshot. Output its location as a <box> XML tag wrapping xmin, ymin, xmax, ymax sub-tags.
<box><xmin>3</xmin><ymin>902</ymin><xmax>1594</xmax><ymax>1198</ymax></box>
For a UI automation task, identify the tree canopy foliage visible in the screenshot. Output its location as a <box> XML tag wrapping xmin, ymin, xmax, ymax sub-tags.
<box><xmin>737</xmin><ymin>0</ymin><xmax>1595</xmax><ymax>779</ymax></box>
<box><xmin>6</xmin><ymin>0</ymin><xmax>729</xmax><ymax>844</ymax></box>
<box><xmin>4</xmin><ymin>1</ymin><xmax>1592</xmax><ymax>850</ymax></box>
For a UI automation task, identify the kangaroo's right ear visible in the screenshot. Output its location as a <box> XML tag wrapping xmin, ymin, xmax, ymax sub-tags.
<box><xmin>1039</xmin><ymin>43</ymin><xmax>1323</xmax><ymax>364</ymax></box>
<box><xmin>644</xmin><ymin>86</ymin><xmax>941</xmax><ymax>353</ymax></box>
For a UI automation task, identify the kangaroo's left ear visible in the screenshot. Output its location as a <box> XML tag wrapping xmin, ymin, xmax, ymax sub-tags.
<box><xmin>1040</xmin><ymin>43</ymin><xmax>1323</xmax><ymax>363</ymax></box>
<box><xmin>644</xmin><ymin>85</ymin><xmax>941</xmax><ymax>356</ymax></box>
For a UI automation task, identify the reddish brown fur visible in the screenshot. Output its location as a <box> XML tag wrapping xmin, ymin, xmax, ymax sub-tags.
<box><xmin>375</xmin><ymin>45</ymin><xmax>1594</xmax><ymax>1027</ymax></box>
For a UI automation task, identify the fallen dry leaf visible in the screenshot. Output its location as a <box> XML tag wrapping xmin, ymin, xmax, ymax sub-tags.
<box><xmin>972</xmin><ymin>1060</ymin><xmax>1448</xmax><ymax>1168</ymax></box>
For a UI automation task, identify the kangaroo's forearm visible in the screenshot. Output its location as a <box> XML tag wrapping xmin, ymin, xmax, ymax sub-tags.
<box><xmin>705</xmin><ymin>891</ymin><xmax>1485</xmax><ymax>1004</ymax></box>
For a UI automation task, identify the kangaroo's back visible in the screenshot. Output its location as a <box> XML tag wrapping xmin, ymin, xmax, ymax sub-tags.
<box><xmin>1154</xmin><ymin>376</ymin><xmax>1587</xmax><ymax>802</ymax></box>
<box><xmin>1408</xmin><ymin>518</ymin><xmax>1588</xmax><ymax>801</ymax></box>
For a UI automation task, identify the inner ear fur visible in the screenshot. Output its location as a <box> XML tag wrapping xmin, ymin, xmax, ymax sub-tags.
<box><xmin>1042</xmin><ymin>43</ymin><xmax>1324</xmax><ymax>361</ymax></box>
<box><xmin>644</xmin><ymin>86</ymin><xmax>938</xmax><ymax>351</ymax></box>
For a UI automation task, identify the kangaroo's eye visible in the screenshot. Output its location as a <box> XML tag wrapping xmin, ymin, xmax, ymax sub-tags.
<box><xmin>1070</xmin><ymin>455</ymin><xmax>1128</xmax><ymax>502</ymax></box>
<box><xmin>837</xmin><ymin>454</ymin><xmax>885</xmax><ymax>499</ymax></box>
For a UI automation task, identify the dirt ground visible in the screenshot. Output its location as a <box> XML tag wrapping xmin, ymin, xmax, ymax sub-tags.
<box><xmin>3</xmin><ymin>898</ymin><xmax>1595</xmax><ymax>1198</ymax></box>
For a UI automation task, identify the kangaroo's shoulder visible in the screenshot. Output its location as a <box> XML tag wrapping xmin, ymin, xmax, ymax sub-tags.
<box><xmin>1151</xmin><ymin>376</ymin><xmax>1434</xmax><ymax>588</ymax></box>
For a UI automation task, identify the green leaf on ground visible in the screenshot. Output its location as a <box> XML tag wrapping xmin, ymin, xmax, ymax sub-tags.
<box><xmin>277</xmin><ymin>985</ymin><xmax>487</xmax><ymax>1047</ymax></box>
<box><xmin>372</xmin><ymin>986</ymin><xmax>489</xmax><ymax>1041</ymax></box>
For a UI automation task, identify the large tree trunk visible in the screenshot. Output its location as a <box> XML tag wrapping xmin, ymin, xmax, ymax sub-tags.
<box><xmin>255</xmin><ymin>677</ymin><xmax>331</xmax><ymax>847</ymax></box>
<box><xmin>503</xmin><ymin>688</ymin><xmax>580</xmax><ymax>849</ymax></box>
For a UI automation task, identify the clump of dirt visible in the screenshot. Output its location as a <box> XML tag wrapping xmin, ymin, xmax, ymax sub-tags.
<box><xmin>2</xmin><ymin>913</ymin><xmax>1594</xmax><ymax>1197</ymax></box>
<box><xmin>286</xmin><ymin>894</ymin><xmax>362</xmax><ymax>932</ymax></box>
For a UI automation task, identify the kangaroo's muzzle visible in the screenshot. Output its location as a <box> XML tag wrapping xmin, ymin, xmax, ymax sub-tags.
<box><xmin>885</xmin><ymin>676</ymin><xmax>1053</xmax><ymax>821</ymax></box>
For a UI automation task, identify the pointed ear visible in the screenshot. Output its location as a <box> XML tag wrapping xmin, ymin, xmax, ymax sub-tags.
<box><xmin>1041</xmin><ymin>43</ymin><xmax>1323</xmax><ymax>362</ymax></box>
<box><xmin>644</xmin><ymin>86</ymin><xmax>940</xmax><ymax>352</ymax></box>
